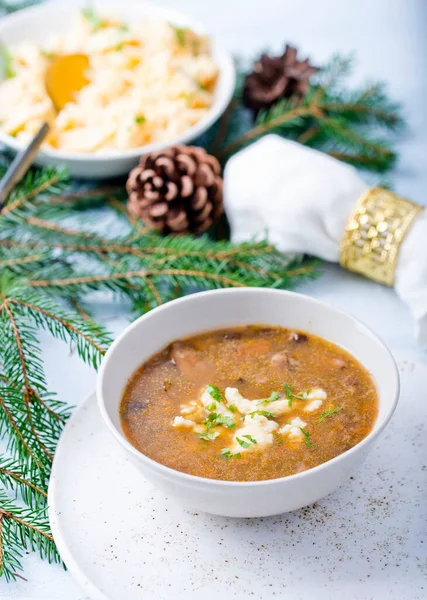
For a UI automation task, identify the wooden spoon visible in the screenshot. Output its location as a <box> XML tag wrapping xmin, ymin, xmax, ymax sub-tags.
<box><xmin>45</xmin><ymin>54</ymin><xmax>90</xmax><ymax>111</ymax></box>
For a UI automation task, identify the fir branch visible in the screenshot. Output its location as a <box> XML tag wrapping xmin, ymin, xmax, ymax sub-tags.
<box><xmin>1</xmin><ymin>167</ymin><xmax>68</xmax><ymax>217</ymax></box>
<box><xmin>144</xmin><ymin>277</ymin><xmax>163</xmax><ymax>307</ymax></box>
<box><xmin>0</xmin><ymin>302</ymin><xmax>54</xmax><ymax>466</ymax></box>
<box><xmin>7</xmin><ymin>295</ymin><xmax>111</xmax><ymax>368</ymax></box>
<box><xmin>0</xmin><ymin>298</ymin><xmax>47</xmax><ymax>398</ymax></box>
<box><xmin>316</xmin><ymin>115</ymin><xmax>393</xmax><ymax>157</ymax></box>
<box><xmin>313</xmin><ymin>53</ymin><xmax>354</xmax><ymax>90</ymax></box>
<box><xmin>0</xmin><ymin>250</ymin><xmax>50</xmax><ymax>271</ymax></box>
<box><xmin>327</xmin><ymin>150</ymin><xmax>394</xmax><ymax>172</ymax></box>
<box><xmin>217</xmin><ymin>54</ymin><xmax>403</xmax><ymax>173</ymax></box>
<box><xmin>26</xmin><ymin>268</ymin><xmax>246</xmax><ymax>291</ymax></box>
<box><xmin>0</xmin><ymin>391</ymin><xmax>45</xmax><ymax>472</ymax></box>
<box><xmin>0</xmin><ymin>455</ymin><xmax>47</xmax><ymax>507</ymax></box>
<box><xmin>48</xmin><ymin>185</ymin><xmax>125</xmax><ymax>206</ymax></box>
<box><xmin>322</xmin><ymin>98</ymin><xmax>401</xmax><ymax>128</ymax></box>
<box><xmin>220</xmin><ymin>104</ymin><xmax>311</xmax><ymax>157</ymax></box>
<box><xmin>0</xmin><ymin>491</ymin><xmax>60</xmax><ymax>582</ymax></box>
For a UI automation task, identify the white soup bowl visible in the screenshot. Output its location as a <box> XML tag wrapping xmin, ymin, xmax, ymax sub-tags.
<box><xmin>97</xmin><ymin>288</ymin><xmax>399</xmax><ymax>517</ymax></box>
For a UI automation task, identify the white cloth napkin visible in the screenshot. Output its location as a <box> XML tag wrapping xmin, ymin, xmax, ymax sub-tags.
<box><xmin>224</xmin><ymin>135</ymin><xmax>427</xmax><ymax>346</ymax></box>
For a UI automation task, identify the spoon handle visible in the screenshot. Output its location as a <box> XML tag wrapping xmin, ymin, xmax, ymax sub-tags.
<box><xmin>0</xmin><ymin>122</ymin><xmax>50</xmax><ymax>211</ymax></box>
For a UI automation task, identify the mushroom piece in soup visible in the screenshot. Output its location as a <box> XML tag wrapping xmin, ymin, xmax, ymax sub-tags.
<box><xmin>120</xmin><ymin>325</ymin><xmax>378</xmax><ymax>482</ymax></box>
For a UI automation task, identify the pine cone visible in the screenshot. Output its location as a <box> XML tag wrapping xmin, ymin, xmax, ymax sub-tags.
<box><xmin>243</xmin><ymin>44</ymin><xmax>318</xmax><ymax>116</ymax></box>
<box><xmin>126</xmin><ymin>145</ymin><xmax>223</xmax><ymax>235</ymax></box>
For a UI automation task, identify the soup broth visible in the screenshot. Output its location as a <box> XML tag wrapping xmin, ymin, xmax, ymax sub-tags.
<box><xmin>120</xmin><ymin>326</ymin><xmax>378</xmax><ymax>481</ymax></box>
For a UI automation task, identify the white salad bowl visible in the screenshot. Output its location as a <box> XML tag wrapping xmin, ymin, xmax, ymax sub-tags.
<box><xmin>0</xmin><ymin>0</ymin><xmax>235</xmax><ymax>178</ymax></box>
<box><xmin>97</xmin><ymin>288</ymin><xmax>399</xmax><ymax>518</ymax></box>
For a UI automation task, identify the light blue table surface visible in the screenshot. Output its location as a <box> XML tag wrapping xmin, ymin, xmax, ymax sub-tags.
<box><xmin>0</xmin><ymin>0</ymin><xmax>426</xmax><ymax>598</ymax></box>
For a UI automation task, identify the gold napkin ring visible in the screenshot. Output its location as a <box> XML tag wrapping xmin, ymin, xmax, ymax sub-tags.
<box><xmin>340</xmin><ymin>187</ymin><xmax>423</xmax><ymax>286</ymax></box>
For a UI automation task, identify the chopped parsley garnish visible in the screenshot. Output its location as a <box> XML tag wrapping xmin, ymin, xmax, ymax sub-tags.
<box><xmin>178</xmin><ymin>91</ymin><xmax>196</xmax><ymax>105</ymax></box>
<box><xmin>250</xmin><ymin>410</ymin><xmax>275</xmax><ymax>419</ymax></box>
<box><xmin>119</xmin><ymin>23</ymin><xmax>129</xmax><ymax>32</ymax></box>
<box><xmin>242</xmin><ymin>434</ymin><xmax>257</xmax><ymax>445</ymax></box>
<box><xmin>169</xmin><ymin>23</ymin><xmax>189</xmax><ymax>47</ymax></box>
<box><xmin>135</xmin><ymin>114</ymin><xmax>146</xmax><ymax>124</ymax></box>
<box><xmin>215</xmin><ymin>415</ymin><xmax>236</xmax><ymax>430</ymax></box>
<box><xmin>257</xmin><ymin>390</ymin><xmax>281</xmax><ymax>406</ymax></box>
<box><xmin>221</xmin><ymin>448</ymin><xmax>241</xmax><ymax>459</ymax></box>
<box><xmin>203</xmin><ymin>412</ymin><xmax>235</xmax><ymax>431</ymax></box>
<box><xmin>318</xmin><ymin>406</ymin><xmax>343</xmax><ymax>423</ymax></box>
<box><xmin>81</xmin><ymin>7</ymin><xmax>103</xmax><ymax>31</ymax></box>
<box><xmin>283</xmin><ymin>383</ymin><xmax>309</xmax><ymax>407</ymax></box>
<box><xmin>206</xmin><ymin>412</ymin><xmax>219</xmax><ymax>422</ymax></box>
<box><xmin>40</xmin><ymin>49</ymin><xmax>55</xmax><ymax>60</ymax></box>
<box><xmin>116</xmin><ymin>42</ymin><xmax>124</xmax><ymax>52</ymax></box>
<box><xmin>228</xmin><ymin>404</ymin><xmax>237</xmax><ymax>413</ymax></box>
<box><xmin>299</xmin><ymin>427</ymin><xmax>314</xmax><ymax>448</ymax></box>
<box><xmin>236</xmin><ymin>436</ymin><xmax>256</xmax><ymax>448</ymax></box>
<box><xmin>0</xmin><ymin>45</ymin><xmax>14</xmax><ymax>79</ymax></box>
<box><xmin>197</xmin><ymin>431</ymin><xmax>219</xmax><ymax>441</ymax></box>
<box><xmin>284</xmin><ymin>383</ymin><xmax>293</xmax><ymax>406</ymax></box>
<box><xmin>206</xmin><ymin>384</ymin><xmax>223</xmax><ymax>402</ymax></box>
<box><xmin>207</xmin><ymin>401</ymin><xmax>217</xmax><ymax>411</ymax></box>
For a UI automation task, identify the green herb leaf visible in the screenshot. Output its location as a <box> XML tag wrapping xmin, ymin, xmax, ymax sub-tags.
<box><xmin>0</xmin><ymin>45</ymin><xmax>14</xmax><ymax>79</ymax></box>
<box><xmin>135</xmin><ymin>114</ymin><xmax>146</xmax><ymax>125</ymax></box>
<box><xmin>206</xmin><ymin>384</ymin><xmax>223</xmax><ymax>402</ymax></box>
<box><xmin>203</xmin><ymin>412</ymin><xmax>235</xmax><ymax>430</ymax></box>
<box><xmin>257</xmin><ymin>390</ymin><xmax>281</xmax><ymax>406</ymax></box>
<box><xmin>283</xmin><ymin>382</ymin><xmax>293</xmax><ymax>407</ymax></box>
<box><xmin>119</xmin><ymin>23</ymin><xmax>129</xmax><ymax>32</ymax></box>
<box><xmin>283</xmin><ymin>383</ymin><xmax>309</xmax><ymax>406</ymax></box>
<box><xmin>299</xmin><ymin>427</ymin><xmax>314</xmax><ymax>448</ymax></box>
<box><xmin>116</xmin><ymin>42</ymin><xmax>124</xmax><ymax>52</ymax></box>
<box><xmin>215</xmin><ymin>415</ymin><xmax>236</xmax><ymax>430</ymax></box>
<box><xmin>206</xmin><ymin>402</ymin><xmax>216</xmax><ymax>411</ymax></box>
<box><xmin>250</xmin><ymin>410</ymin><xmax>275</xmax><ymax>419</ymax></box>
<box><xmin>228</xmin><ymin>404</ymin><xmax>237</xmax><ymax>413</ymax></box>
<box><xmin>236</xmin><ymin>436</ymin><xmax>251</xmax><ymax>449</ymax></box>
<box><xmin>169</xmin><ymin>23</ymin><xmax>188</xmax><ymax>47</ymax></box>
<box><xmin>221</xmin><ymin>448</ymin><xmax>241</xmax><ymax>459</ymax></box>
<box><xmin>242</xmin><ymin>434</ymin><xmax>257</xmax><ymax>444</ymax></box>
<box><xmin>318</xmin><ymin>406</ymin><xmax>343</xmax><ymax>423</ymax></box>
<box><xmin>40</xmin><ymin>49</ymin><xmax>55</xmax><ymax>60</ymax></box>
<box><xmin>197</xmin><ymin>431</ymin><xmax>220</xmax><ymax>441</ymax></box>
<box><xmin>283</xmin><ymin>383</ymin><xmax>292</xmax><ymax>399</ymax></box>
<box><xmin>82</xmin><ymin>7</ymin><xmax>103</xmax><ymax>31</ymax></box>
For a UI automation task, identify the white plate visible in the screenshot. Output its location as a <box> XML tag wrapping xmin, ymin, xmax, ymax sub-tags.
<box><xmin>0</xmin><ymin>0</ymin><xmax>235</xmax><ymax>178</ymax></box>
<box><xmin>48</xmin><ymin>375</ymin><xmax>426</xmax><ymax>600</ymax></box>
